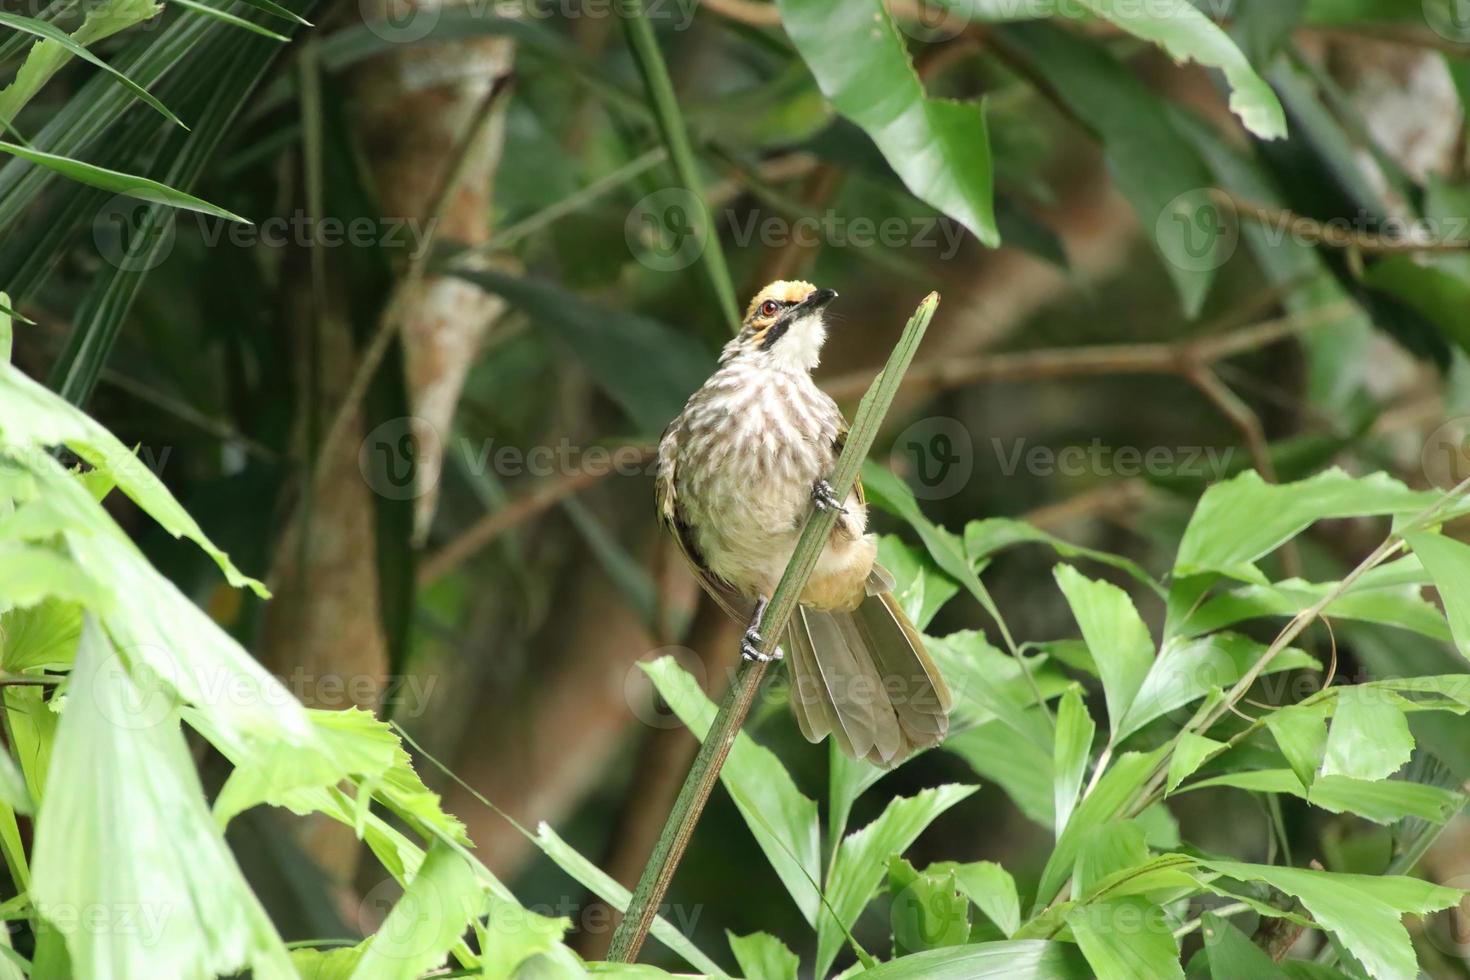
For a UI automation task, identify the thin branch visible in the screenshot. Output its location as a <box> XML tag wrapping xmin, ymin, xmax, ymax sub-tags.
<box><xmin>1215</xmin><ymin>189</ymin><xmax>1470</xmax><ymax>254</ymax></box>
<box><xmin>605</xmin><ymin>293</ymin><xmax>941</xmax><ymax>963</ymax></box>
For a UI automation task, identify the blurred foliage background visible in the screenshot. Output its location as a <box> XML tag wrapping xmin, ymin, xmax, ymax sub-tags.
<box><xmin>9</xmin><ymin>0</ymin><xmax>1470</xmax><ymax>974</ymax></box>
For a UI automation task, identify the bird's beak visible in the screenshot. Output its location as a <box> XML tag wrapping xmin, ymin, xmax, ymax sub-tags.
<box><xmin>799</xmin><ymin>288</ymin><xmax>838</xmax><ymax>312</ymax></box>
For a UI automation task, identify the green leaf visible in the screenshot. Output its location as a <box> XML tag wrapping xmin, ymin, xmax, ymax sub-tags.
<box><xmin>0</xmin><ymin>11</ymin><xmax>183</xmax><ymax>127</ymax></box>
<box><xmin>1069</xmin><ymin>896</ymin><xmax>1183</xmax><ymax>980</ymax></box>
<box><xmin>1181</xmin><ymin>768</ymin><xmax>1465</xmax><ymax>824</ymax></box>
<box><xmin>1175</xmin><ymin>469</ymin><xmax>1440</xmax><ymax>582</ymax></box>
<box><xmin>879</xmin><ymin>534</ymin><xmax>960</xmax><ymax>630</ymax></box>
<box><xmin>348</xmin><ymin>841</ymin><xmax>485</xmax><ymax>980</ymax></box>
<box><xmin>1072</xmin><ymin>0</ymin><xmax>1284</xmax><ymax>138</ymax></box>
<box><xmin>290</xmin><ymin>945</ymin><xmax>365</xmax><ymax>979</ymax></box>
<box><xmin>1036</xmin><ymin>748</ymin><xmax>1167</xmax><ymax>906</ymax></box>
<box><xmin>927</xmin><ymin>861</ymin><xmax>1021</xmax><ymax>938</ymax></box>
<box><xmin>966</xmin><ymin>518</ymin><xmax>1160</xmax><ymax>595</ymax></box>
<box><xmin>727</xmin><ymin>931</ymin><xmax>798</xmax><ymax>980</ymax></box>
<box><xmin>1053</xmin><ymin>564</ymin><xmax>1154</xmax><ymax>739</ymax></box>
<box><xmin>532</xmin><ymin>823</ymin><xmax>724</xmax><ymax>976</ymax></box>
<box><xmin>816</xmin><ymin>784</ymin><xmax>978</xmax><ymax>977</ymax></box>
<box><xmin>0</xmin><ymin>292</ymin><xmax>10</xmax><ymax>363</ymax></box>
<box><xmin>642</xmin><ymin>657</ymin><xmax>822</xmax><ymax>924</ymax></box>
<box><xmin>1053</xmin><ymin>686</ymin><xmax>1094</xmax><ymax>838</ymax></box>
<box><xmin>1072</xmin><ymin>822</ymin><xmax>1149</xmax><ymax>900</ymax></box>
<box><xmin>1266</xmin><ymin>706</ymin><xmax>1328</xmax><ymax>790</ymax></box>
<box><xmin>1165</xmin><ymin>732</ymin><xmax>1225</xmax><ymax>795</ymax></box>
<box><xmin>1202</xmin><ymin>912</ymin><xmax>1287</xmax><ymax>979</ymax></box>
<box><xmin>0</xmin><ymin>597</ymin><xmax>81</xmax><ymax>672</ymax></box>
<box><xmin>451</xmin><ymin>268</ymin><xmax>711</xmax><ymax>434</ymax></box>
<box><xmin>0</xmin><ymin>141</ymin><xmax>246</xmax><ymax>221</ymax></box>
<box><xmin>945</xmin><ymin>720</ymin><xmax>1054</xmax><ymax>828</ymax></box>
<box><xmin>853</xmin><ymin>940</ymin><xmax>1091</xmax><ymax>979</ymax></box>
<box><xmin>1179</xmin><ymin>576</ymin><xmax>1451</xmax><ymax>645</ymax></box>
<box><xmin>1321</xmin><ymin>687</ymin><xmax>1413</xmax><ymax>782</ymax></box>
<box><xmin>0</xmin><ymin>364</ymin><xmax>265</xmax><ymax>593</ymax></box>
<box><xmin>1405</xmin><ymin>531</ymin><xmax>1470</xmax><ymax>661</ymax></box>
<box><xmin>0</xmin><ymin>746</ymin><xmax>30</xmax><ymax>817</ymax></box>
<box><xmin>1120</xmin><ymin>633</ymin><xmax>1319</xmax><ymax>740</ymax></box>
<box><xmin>168</xmin><ymin>0</ymin><xmax>289</xmax><ymax>39</ymax></box>
<box><xmin>776</xmin><ymin>0</ymin><xmax>997</xmax><ymax>246</ymax></box>
<box><xmin>997</xmin><ymin>21</ymin><xmax>1220</xmax><ymax>316</ymax></box>
<box><xmin>1200</xmin><ymin>860</ymin><xmax>1462</xmax><ymax>980</ymax></box>
<box><xmin>889</xmin><ymin>859</ymin><xmax>971</xmax><ymax>955</ymax></box>
<box><xmin>31</xmin><ymin>618</ymin><xmax>295</xmax><ymax>977</ymax></box>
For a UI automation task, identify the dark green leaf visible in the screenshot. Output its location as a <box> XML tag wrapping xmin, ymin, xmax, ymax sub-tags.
<box><xmin>0</xmin><ymin>141</ymin><xmax>246</xmax><ymax>221</ymax></box>
<box><xmin>852</xmin><ymin>940</ymin><xmax>1091</xmax><ymax>980</ymax></box>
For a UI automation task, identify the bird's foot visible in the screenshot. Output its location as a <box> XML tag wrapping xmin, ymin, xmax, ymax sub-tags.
<box><xmin>740</xmin><ymin>627</ymin><xmax>783</xmax><ymax>663</ymax></box>
<box><xmin>811</xmin><ymin>479</ymin><xmax>846</xmax><ymax>514</ymax></box>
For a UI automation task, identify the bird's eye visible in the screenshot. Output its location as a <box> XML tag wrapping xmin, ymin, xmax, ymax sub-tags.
<box><xmin>760</xmin><ymin>300</ymin><xmax>780</xmax><ymax>317</ymax></box>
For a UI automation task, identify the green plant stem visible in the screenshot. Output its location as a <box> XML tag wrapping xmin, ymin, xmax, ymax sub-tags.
<box><xmin>619</xmin><ymin>0</ymin><xmax>741</xmax><ymax>336</ymax></box>
<box><xmin>605</xmin><ymin>292</ymin><xmax>941</xmax><ymax>963</ymax></box>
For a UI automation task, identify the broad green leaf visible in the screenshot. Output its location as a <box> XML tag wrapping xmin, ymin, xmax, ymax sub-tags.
<box><xmin>945</xmin><ymin>720</ymin><xmax>1054</xmax><ymax>827</ymax></box>
<box><xmin>533</xmin><ymin>823</ymin><xmax>724</xmax><ymax>976</ymax></box>
<box><xmin>0</xmin><ymin>141</ymin><xmax>246</xmax><ymax>221</ymax></box>
<box><xmin>1266</xmin><ymin>706</ymin><xmax>1328</xmax><ymax>790</ymax></box>
<box><xmin>777</xmin><ymin>0</ymin><xmax>997</xmax><ymax>246</ymax></box>
<box><xmin>31</xmin><ymin>618</ymin><xmax>295</xmax><ymax>978</ymax></box>
<box><xmin>926</xmin><ymin>861</ymin><xmax>1020</xmax><ymax>938</ymax></box>
<box><xmin>965</xmin><ymin>519</ymin><xmax>1160</xmax><ymax>595</ymax></box>
<box><xmin>879</xmin><ymin>534</ymin><xmax>959</xmax><ymax>630</ymax></box>
<box><xmin>1176</xmin><ymin>469</ymin><xmax>1441</xmax><ymax>582</ymax></box>
<box><xmin>1053</xmin><ymin>564</ymin><xmax>1154</xmax><ymax>739</ymax></box>
<box><xmin>1072</xmin><ymin>822</ymin><xmax>1149</xmax><ymax>900</ymax></box>
<box><xmin>1052</xmin><ymin>686</ymin><xmax>1094</xmax><ymax>838</ymax></box>
<box><xmin>0</xmin><ymin>542</ymin><xmax>109</xmax><ymax>610</ymax></box>
<box><xmin>1200</xmin><ymin>860</ymin><xmax>1462</xmax><ymax>980</ymax></box>
<box><xmin>0</xmin><ymin>597</ymin><xmax>81</xmax><ymax>672</ymax></box>
<box><xmin>0</xmin><ymin>746</ymin><xmax>30</xmax><ymax>817</ymax></box>
<box><xmin>927</xmin><ymin>631</ymin><xmax>1069</xmax><ymax>742</ymax></box>
<box><xmin>1405</xmin><ymin>531</ymin><xmax>1470</xmax><ymax>661</ymax></box>
<box><xmin>290</xmin><ymin>945</ymin><xmax>365</xmax><ymax>979</ymax></box>
<box><xmin>0</xmin><ymin>11</ymin><xmax>182</xmax><ymax>127</ymax></box>
<box><xmin>828</xmin><ymin>740</ymin><xmax>886</xmax><ymax>852</ymax></box>
<box><xmin>1036</xmin><ymin>747</ymin><xmax>1167</xmax><ymax>906</ymax></box>
<box><xmin>451</xmin><ymin>268</ymin><xmax>710</xmax><ymax>434</ymax></box>
<box><xmin>1165</xmin><ymin>732</ymin><xmax>1225</xmax><ymax>795</ymax></box>
<box><xmin>1179</xmin><ymin>577</ymin><xmax>1451</xmax><ymax>645</ymax></box>
<box><xmin>846</xmin><ymin>940</ymin><xmax>1090</xmax><ymax>979</ymax></box>
<box><xmin>642</xmin><ymin>657</ymin><xmax>822</xmax><ymax>924</ymax></box>
<box><xmin>1120</xmin><ymin>633</ymin><xmax>1319</xmax><ymax>740</ymax></box>
<box><xmin>348</xmin><ymin>841</ymin><xmax>485</xmax><ymax>980</ymax></box>
<box><xmin>1321</xmin><ymin>688</ymin><xmax>1413</xmax><ymax>782</ymax></box>
<box><xmin>5</xmin><ymin>686</ymin><xmax>58</xmax><ymax>803</ymax></box>
<box><xmin>1069</xmin><ymin>896</ymin><xmax>1184</xmax><ymax>980</ymax></box>
<box><xmin>997</xmin><ymin>22</ymin><xmax>1219</xmax><ymax>315</ymax></box>
<box><xmin>816</xmin><ymin>784</ymin><xmax>978</xmax><ymax>977</ymax></box>
<box><xmin>168</xmin><ymin>0</ymin><xmax>290</xmax><ymax>40</ymax></box>
<box><xmin>1202</xmin><ymin>912</ymin><xmax>1287</xmax><ymax>979</ymax></box>
<box><xmin>889</xmin><ymin>859</ymin><xmax>971</xmax><ymax>956</ymax></box>
<box><xmin>727</xmin><ymin>932</ymin><xmax>798</xmax><ymax>980</ymax></box>
<box><xmin>0</xmin><ymin>363</ymin><xmax>264</xmax><ymax>593</ymax></box>
<box><xmin>477</xmin><ymin>898</ymin><xmax>574</xmax><ymax>980</ymax></box>
<box><xmin>1073</xmin><ymin>0</ymin><xmax>1284</xmax><ymax>138</ymax></box>
<box><xmin>1181</xmin><ymin>769</ymin><xmax>1465</xmax><ymax>824</ymax></box>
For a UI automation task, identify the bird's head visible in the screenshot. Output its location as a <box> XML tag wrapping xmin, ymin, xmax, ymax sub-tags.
<box><xmin>721</xmin><ymin>280</ymin><xmax>838</xmax><ymax>372</ymax></box>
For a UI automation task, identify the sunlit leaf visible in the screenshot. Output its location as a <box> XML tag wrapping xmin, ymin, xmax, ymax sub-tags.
<box><xmin>1405</xmin><ymin>531</ymin><xmax>1470</xmax><ymax>661</ymax></box>
<box><xmin>348</xmin><ymin>841</ymin><xmax>485</xmax><ymax>980</ymax></box>
<box><xmin>846</xmin><ymin>940</ymin><xmax>1090</xmax><ymax>979</ymax></box>
<box><xmin>728</xmin><ymin>931</ymin><xmax>798</xmax><ymax>980</ymax></box>
<box><xmin>1069</xmin><ymin>895</ymin><xmax>1184</xmax><ymax>980</ymax></box>
<box><xmin>1165</xmin><ymin>732</ymin><xmax>1225</xmax><ymax>796</ymax></box>
<box><xmin>1053</xmin><ymin>564</ymin><xmax>1154</xmax><ymax>739</ymax></box>
<box><xmin>1052</xmin><ymin>686</ymin><xmax>1094</xmax><ymax>838</ymax></box>
<box><xmin>1321</xmin><ymin>687</ymin><xmax>1413</xmax><ymax>782</ymax></box>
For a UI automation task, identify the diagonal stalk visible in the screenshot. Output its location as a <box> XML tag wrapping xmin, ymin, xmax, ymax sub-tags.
<box><xmin>605</xmin><ymin>291</ymin><xmax>941</xmax><ymax>963</ymax></box>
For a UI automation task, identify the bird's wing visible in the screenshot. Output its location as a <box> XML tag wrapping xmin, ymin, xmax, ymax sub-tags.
<box><xmin>656</xmin><ymin>422</ymin><xmax>750</xmax><ymax>622</ymax></box>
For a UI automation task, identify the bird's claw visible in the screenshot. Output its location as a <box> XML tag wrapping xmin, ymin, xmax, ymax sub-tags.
<box><xmin>741</xmin><ymin>628</ymin><xmax>783</xmax><ymax>663</ymax></box>
<box><xmin>811</xmin><ymin>479</ymin><xmax>846</xmax><ymax>514</ymax></box>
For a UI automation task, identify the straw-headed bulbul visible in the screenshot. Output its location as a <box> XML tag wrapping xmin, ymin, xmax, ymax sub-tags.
<box><xmin>655</xmin><ymin>280</ymin><xmax>953</xmax><ymax>766</ymax></box>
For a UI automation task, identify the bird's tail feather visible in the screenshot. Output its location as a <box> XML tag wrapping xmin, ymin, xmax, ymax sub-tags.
<box><xmin>785</xmin><ymin>589</ymin><xmax>952</xmax><ymax>767</ymax></box>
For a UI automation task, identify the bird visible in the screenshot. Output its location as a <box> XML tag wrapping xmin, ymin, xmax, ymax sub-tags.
<box><xmin>655</xmin><ymin>280</ymin><xmax>952</xmax><ymax>766</ymax></box>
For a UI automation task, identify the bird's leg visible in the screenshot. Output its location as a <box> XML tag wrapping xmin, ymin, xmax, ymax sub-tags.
<box><xmin>811</xmin><ymin>478</ymin><xmax>847</xmax><ymax>514</ymax></box>
<box><xmin>741</xmin><ymin>595</ymin><xmax>783</xmax><ymax>663</ymax></box>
